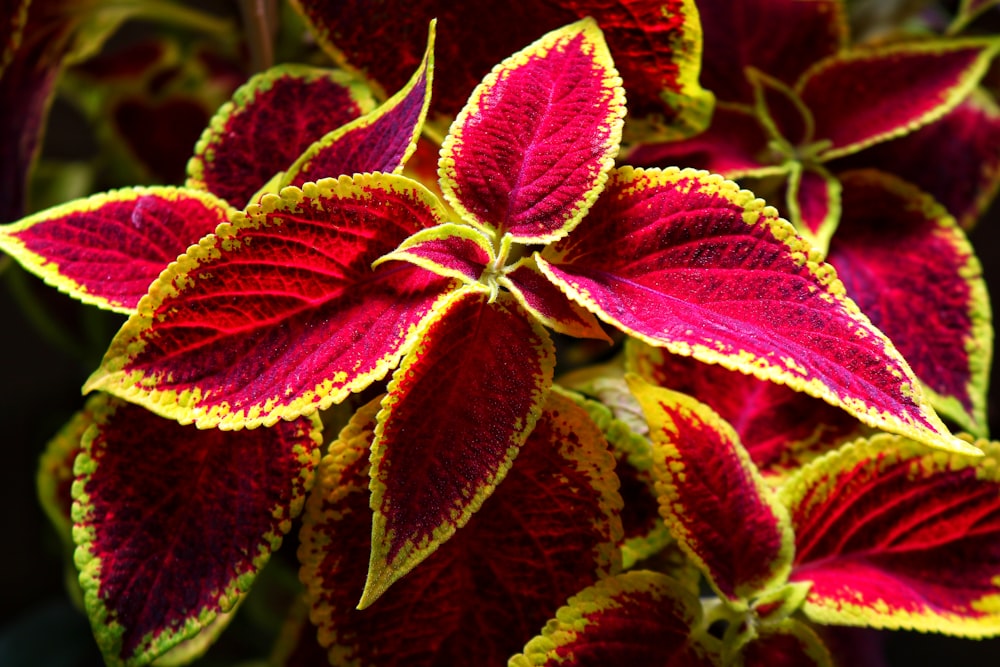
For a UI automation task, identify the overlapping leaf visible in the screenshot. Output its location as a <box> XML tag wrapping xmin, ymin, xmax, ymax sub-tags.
<box><xmin>0</xmin><ymin>187</ymin><xmax>235</xmax><ymax>313</ymax></box>
<box><xmin>291</xmin><ymin>0</ymin><xmax>711</xmax><ymax>135</ymax></box>
<box><xmin>85</xmin><ymin>174</ymin><xmax>457</xmax><ymax>429</ymax></box>
<box><xmin>628</xmin><ymin>375</ymin><xmax>794</xmax><ymax>605</ymax></box>
<box><xmin>298</xmin><ymin>391</ymin><xmax>622</xmax><ymax>666</ymax></box>
<box><xmin>438</xmin><ymin>17</ymin><xmax>625</xmax><ymax>244</ymax></box>
<box><xmin>282</xmin><ymin>23</ymin><xmax>435</xmax><ymax>188</ymax></box>
<box><xmin>782</xmin><ymin>434</ymin><xmax>1000</xmax><ymax>636</ymax></box>
<box><xmin>827</xmin><ymin>170</ymin><xmax>992</xmax><ymax>437</ymax></box>
<box><xmin>626</xmin><ymin>341</ymin><xmax>864</xmax><ymax>477</ymax></box>
<box><xmin>738</xmin><ymin>619</ymin><xmax>833</xmax><ymax>667</ymax></box>
<box><xmin>72</xmin><ymin>394</ymin><xmax>321</xmax><ymax>667</ymax></box>
<box><xmin>364</xmin><ymin>288</ymin><xmax>556</xmax><ymax>606</ymax></box>
<box><xmin>186</xmin><ymin>64</ymin><xmax>374</xmax><ymax>208</ymax></box>
<box><xmin>502</xmin><ymin>257</ymin><xmax>611</xmax><ymax>340</ymax></box>
<box><xmin>537</xmin><ymin>166</ymin><xmax>973</xmax><ymax>456</ymax></box>
<box><xmin>800</xmin><ymin>39</ymin><xmax>1000</xmax><ymax>161</ymax></box>
<box><xmin>510</xmin><ymin>571</ymin><xmax>716</xmax><ymax>666</ymax></box>
<box><xmin>785</xmin><ymin>164</ymin><xmax>842</xmax><ymax>252</ymax></box>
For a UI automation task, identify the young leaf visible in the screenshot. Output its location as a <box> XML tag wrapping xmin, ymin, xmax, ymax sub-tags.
<box><xmin>510</xmin><ymin>571</ymin><xmax>716</xmax><ymax>666</ymax></box>
<box><xmin>801</xmin><ymin>39</ymin><xmax>1000</xmax><ymax>161</ymax></box>
<box><xmin>0</xmin><ymin>187</ymin><xmax>235</xmax><ymax>313</ymax></box>
<box><xmin>738</xmin><ymin>618</ymin><xmax>833</xmax><ymax>667</ymax></box>
<box><xmin>374</xmin><ymin>222</ymin><xmax>495</xmax><ymax>285</ymax></box>
<box><xmin>626</xmin><ymin>341</ymin><xmax>864</xmax><ymax>478</ymax></box>
<box><xmin>781</xmin><ymin>434</ymin><xmax>1000</xmax><ymax>636</ymax></box>
<box><xmin>827</xmin><ymin>170</ymin><xmax>992</xmax><ymax>437</ymax></box>
<box><xmin>627</xmin><ymin>375</ymin><xmax>794</xmax><ymax>606</ymax></box>
<box><xmin>85</xmin><ymin>173</ymin><xmax>457</xmax><ymax>430</ymax></box>
<box><xmin>438</xmin><ymin>17</ymin><xmax>625</xmax><ymax>244</ymax></box>
<box><xmin>363</xmin><ymin>288</ymin><xmax>556</xmax><ymax>606</ymax></box>
<box><xmin>186</xmin><ymin>64</ymin><xmax>375</xmax><ymax>208</ymax></box>
<box><xmin>298</xmin><ymin>391</ymin><xmax>622</xmax><ymax>666</ymax></box>
<box><xmin>282</xmin><ymin>22</ymin><xmax>435</xmax><ymax>188</ymax></box>
<box><xmin>538</xmin><ymin>166</ymin><xmax>974</xmax><ymax>456</ymax></box>
<box><xmin>784</xmin><ymin>163</ymin><xmax>842</xmax><ymax>255</ymax></box>
<box><xmin>72</xmin><ymin>395</ymin><xmax>321</xmax><ymax>667</ymax></box>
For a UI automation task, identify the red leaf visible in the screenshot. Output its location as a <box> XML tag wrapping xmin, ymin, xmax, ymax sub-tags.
<box><xmin>73</xmin><ymin>395</ymin><xmax>321</xmax><ymax>666</ymax></box>
<box><xmin>628</xmin><ymin>375</ymin><xmax>794</xmax><ymax>604</ymax></box>
<box><xmin>0</xmin><ymin>187</ymin><xmax>235</xmax><ymax>313</ymax></box>
<box><xmin>827</xmin><ymin>169</ymin><xmax>991</xmax><ymax>437</ymax></box>
<box><xmin>784</xmin><ymin>164</ymin><xmax>842</xmax><ymax>254</ymax></box>
<box><xmin>511</xmin><ymin>571</ymin><xmax>716</xmax><ymax>666</ymax></box>
<box><xmin>740</xmin><ymin>619</ymin><xmax>834</xmax><ymax>667</ymax></box>
<box><xmin>85</xmin><ymin>174</ymin><xmax>457</xmax><ymax>430</ymax></box>
<box><xmin>626</xmin><ymin>341</ymin><xmax>864</xmax><ymax>477</ymax></box>
<box><xmin>539</xmin><ymin>166</ymin><xmax>972</xmax><ymax>455</ymax></box>
<box><xmin>502</xmin><ymin>257</ymin><xmax>611</xmax><ymax>341</ymax></box>
<box><xmin>799</xmin><ymin>40</ymin><xmax>999</xmax><ymax>160</ymax></box>
<box><xmin>298</xmin><ymin>391</ymin><xmax>622</xmax><ymax>666</ymax></box>
<box><xmin>781</xmin><ymin>434</ymin><xmax>1000</xmax><ymax>635</ymax></box>
<box><xmin>187</xmin><ymin>65</ymin><xmax>374</xmax><ymax>208</ymax></box>
<box><xmin>364</xmin><ymin>288</ymin><xmax>556</xmax><ymax>605</ymax></box>
<box><xmin>439</xmin><ymin>18</ymin><xmax>625</xmax><ymax>243</ymax></box>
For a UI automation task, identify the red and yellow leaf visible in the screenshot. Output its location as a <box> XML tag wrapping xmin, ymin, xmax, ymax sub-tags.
<box><xmin>374</xmin><ymin>222</ymin><xmax>494</xmax><ymax>284</ymax></box>
<box><xmin>538</xmin><ymin>166</ymin><xmax>974</xmax><ymax>456</ymax></box>
<box><xmin>626</xmin><ymin>340</ymin><xmax>865</xmax><ymax>478</ymax></box>
<box><xmin>738</xmin><ymin>618</ymin><xmax>833</xmax><ymax>667</ymax></box>
<box><xmin>784</xmin><ymin>164</ymin><xmax>842</xmax><ymax>255</ymax></box>
<box><xmin>781</xmin><ymin>434</ymin><xmax>1000</xmax><ymax>636</ymax></box>
<box><xmin>364</xmin><ymin>287</ymin><xmax>556</xmax><ymax>606</ymax></box>
<box><xmin>186</xmin><ymin>64</ymin><xmax>374</xmax><ymax>208</ymax></box>
<box><xmin>84</xmin><ymin>173</ymin><xmax>457</xmax><ymax>430</ymax></box>
<box><xmin>0</xmin><ymin>187</ymin><xmax>235</xmax><ymax>313</ymax></box>
<box><xmin>298</xmin><ymin>391</ymin><xmax>622</xmax><ymax>666</ymax></box>
<box><xmin>438</xmin><ymin>18</ymin><xmax>625</xmax><ymax>244</ymax></box>
<box><xmin>72</xmin><ymin>395</ymin><xmax>321</xmax><ymax>666</ymax></box>
<box><xmin>627</xmin><ymin>374</ymin><xmax>794</xmax><ymax>605</ymax></box>
<box><xmin>510</xmin><ymin>571</ymin><xmax>717</xmax><ymax>666</ymax></box>
<box><xmin>800</xmin><ymin>39</ymin><xmax>1000</xmax><ymax>161</ymax></box>
<box><xmin>827</xmin><ymin>169</ymin><xmax>992</xmax><ymax>437</ymax></box>
<box><xmin>282</xmin><ymin>22</ymin><xmax>435</xmax><ymax>188</ymax></box>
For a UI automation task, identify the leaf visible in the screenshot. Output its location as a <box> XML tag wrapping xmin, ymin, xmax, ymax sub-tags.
<box><xmin>738</xmin><ymin>618</ymin><xmax>834</xmax><ymax>667</ymax></box>
<box><xmin>625</xmin><ymin>340</ymin><xmax>865</xmax><ymax>478</ymax></box>
<box><xmin>780</xmin><ymin>434</ymin><xmax>1000</xmax><ymax>636</ymax></box>
<box><xmin>696</xmin><ymin>0</ymin><xmax>848</xmax><ymax>106</ymax></box>
<box><xmin>298</xmin><ymin>391</ymin><xmax>622</xmax><ymax>666</ymax></box>
<box><xmin>501</xmin><ymin>256</ymin><xmax>611</xmax><ymax>341</ymax></box>
<box><xmin>784</xmin><ymin>163</ymin><xmax>842</xmax><ymax>256</ymax></box>
<box><xmin>1</xmin><ymin>0</ymin><xmax>29</xmax><ymax>78</ymax></box>
<box><xmin>292</xmin><ymin>0</ymin><xmax>711</xmax><ymax>130</ymax></box>
<box><xmin>627</xmin><ymin>375</ymin><xmax>794</xmax><ymax>605</ymax></box>
<box><xmin>186</xmin><ymin>64</ymin><xmax>375</xmax><ymax>208</ymax></box>
<box><xmin>282</xmin><ymin>22</ymin><xmax>435</xmax><ymax>188</ymax></box>
<box><xmin>538</xmin><ymin>166</ymin><xmax>975</xmax><ymax>456</ymax></box>
<box><xmin>38</xmin><ymin>404</ymin><xmax>94</xmax><ymax>546</ymax></box>
<box><xmin>510</xmin><ymin>571</ymin><xmax>717</xmax><ymax>667</ymax></box>
<box><xmin>800</xmin><ymin>39</ymin><xmax>1000</xmax><ymax>161</ymax></box>
<box><xmin>363</xmin><ymin>288</ymin><xmax>556</xmax><ymax>606</ymax></box>
<box><xmin>85</xmin><ymin>173</ymin><xmax>457</xmax><ymax>430</ymax></box>
<box><xmin>0</xmin><ymin>187</ymin><xmax>235</xmax><ymax>313</ymax></box>
<box><xmin>832</xmin><ymin>92</ymin><xmax>1000</xmax><ymax>230</ymax></box>
<box><xmin>438</xmin><ymin>17</ymin><xmax>625</xmax><ymax>244</ymax></box>
<box><xmin>72</xmin><ymin>395</ymin><xmax>321</xmax><ymax>666</ymax></box>
<box><xmin>827</xmin><ymin>170</ymin><xmax>992</xmax><ymax>437</ymax></box>
<box><xmin>374</xmin><ymin>222</ymin><xmax>494</xmax><ymax>284</ymax></box>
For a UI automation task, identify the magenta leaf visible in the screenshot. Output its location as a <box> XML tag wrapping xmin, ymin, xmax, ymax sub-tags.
<box><xmin>826</xmin><ymin>169</ymin><xmax>992</xmax><ymax>437</ymax></box>
<box><xmin>282</xmin><ymin>23</ymin><xmax>434</xmax><ymax>188</ymax></box>
<box><xmin>784</xmin><ymin>164</ymin><xmax>842</xmax><ymax>254</ymax></box>
<box><xmin>502</xmin><ymin>257</ymin><xmax>611</xmax><ymax>341</ymax></box>
<box><xmin>539</xmin><ymin>166</ymin><xmax>973</xmax><ymax>455</ymax></box>
<box><xmin>299</xmin><ymin>391</ymin><xmax>622</xmax><ymax>666</ymax></box>
<box><xmin>374</xmin><ymin>222</ymin><xmax>494</xmax><ymax>284</ymax></box>
<box><xmin>186</xmin><ymin>64</ymin><xmax>375</xmax><ymax>208</ymax></box>
<box><xmin>439</xmin><ymin>18</ymin><xmax>625</xmax><ymax>244</ymax></box>
<box><xmin>628</xmin><ymin>374</ymin><xmax>795</xmax><ymax>605</ymax></box>
<box><xmin>0</xmin><ymin>187</ymin><xmax>235</xmax><ymax>313</ymax></box>
<box><xmin>800</xmin><ymin>39</ymin><xmax>1000</xmax><ymax>160</ymax></box>
<box><xmin>73</xmin><ymin>394</ymin><xmax>321</xmax><ymax>666</ymax></box>
<box><xmin>511</xmin><ymin>571</ymin><xmax>716</xmax><ymax>666</ymax></box>
<box><xmin>782</xmin><ymin>434</ymin><xmax>1000</xmax><ymax>636</ymax></box>
<box><xmin>85</xmin><ymin>174</ymin><xmax>458</xmax><ymax>430</ymax></box>
<box><xmin>626</xmin><ymin>340</ymin><xmax>864</xmax><ymax>478</ymax></box>
<box><xmin>364</xmin><ymin>288</ymin><xmax>556</xmax><ymax>605</ymax></box>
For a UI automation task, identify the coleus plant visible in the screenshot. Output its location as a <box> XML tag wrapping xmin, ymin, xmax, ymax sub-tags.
<box><xmin>2</xmin><ymin>3</ymin><xmax>999</xmax><ymax>667</ymax></box>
